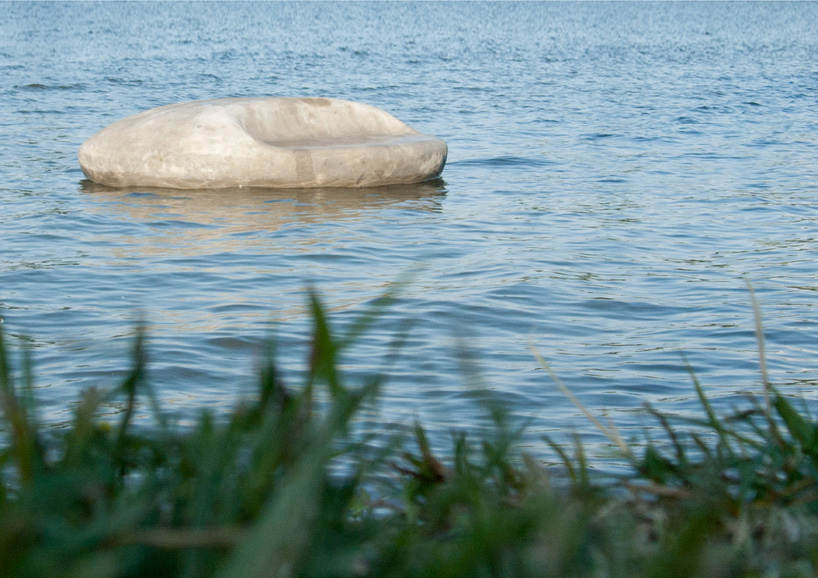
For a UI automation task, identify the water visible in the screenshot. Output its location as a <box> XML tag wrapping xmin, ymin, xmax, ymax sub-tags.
<box><xmin>3</xmin><ymin>2</ymin><xmax>818</xmax><ymax>462</ymax></box>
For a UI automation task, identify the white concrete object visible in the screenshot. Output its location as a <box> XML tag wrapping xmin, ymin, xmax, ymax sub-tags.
<box><xmin>78</xmin><ymin>97</ymin><xmax>447</xmax><ymax>189</ymax></box>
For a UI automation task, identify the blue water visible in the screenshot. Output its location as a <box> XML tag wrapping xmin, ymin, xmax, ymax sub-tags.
<box><xmin>2</xmin><ymin>2</ymin><xmax>818</xmax><ymax>462</ymax></box>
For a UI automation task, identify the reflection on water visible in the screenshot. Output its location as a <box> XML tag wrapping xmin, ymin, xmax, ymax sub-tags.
<box><xmin>7</xmin><ymin>179</ymin><xmax>447</xmax><ymax>420</ymax></box>
<box><xmin>80</xmin><ymin>179</ymin><xmax>446</xmax><ymax>259</ymax></box>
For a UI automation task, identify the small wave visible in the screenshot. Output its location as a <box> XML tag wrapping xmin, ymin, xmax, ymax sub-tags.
<box><xmin>583</xmin><ymin>132</ymin><xmax>617</xmax><ymax>140</ymax></box>
<box><xmin>195</xmin><ymin>73</ymin><xmax>223</xmax><ymax>83</ymax></box>
<box><xmin>105</xmin><ymin>77</ymin><xmax>143</xmax><ymax>86</ymax></box>
<box><xmin>453</xmin><ymin>156</ymin><xmax>554</xmax><ymax>168</ymax></box>
<box><xmin>694</xmin><ymin>104</ymin><xmax>736</xmax><ymax>114</ymax></box>
<box><xmin>18</xmin><ymin>109</ymin><xmax>65</xmax><ymax>115</ymax></box>
<box><xmin>17</xmin><ymin>83</ymin><xmax>87</xmax><ymax>91</ymax></box>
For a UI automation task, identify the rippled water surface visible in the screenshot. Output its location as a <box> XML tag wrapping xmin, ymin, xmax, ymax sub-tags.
<box><xmin>2</xmin><ymin>2</ymin><xmax>818</xmax><ymax>460</ymax></box>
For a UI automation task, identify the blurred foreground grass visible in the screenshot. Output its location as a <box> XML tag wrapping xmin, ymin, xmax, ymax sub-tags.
<box><xmin>1</xmin><ymin>291</ymin><xmax>818</xmax><ymax>577</ymax></box>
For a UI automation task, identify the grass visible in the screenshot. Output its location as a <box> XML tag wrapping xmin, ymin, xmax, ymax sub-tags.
<box><xmin>1</xmin><ymin>290</ymin><xmax>818</xmax><ymax>577</ymax></box>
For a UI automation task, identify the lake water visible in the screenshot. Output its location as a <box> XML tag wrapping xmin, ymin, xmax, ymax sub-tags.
<box><xmin>2</xmin><ymin>2</ymin><xmax>818</xmax><ymax>463</ymax></box>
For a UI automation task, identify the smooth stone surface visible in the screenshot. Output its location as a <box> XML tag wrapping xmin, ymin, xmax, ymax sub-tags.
<box><xmin>78</xmin><ymin>97</ymin><xmax>448</xmax><ymax>189</ymax></box>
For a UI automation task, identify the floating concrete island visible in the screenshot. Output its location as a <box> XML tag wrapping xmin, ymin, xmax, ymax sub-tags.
<box><xmin>78</xmin><ymin>97</ymin><xmax>447</xmax><ymax>189</ymax></box>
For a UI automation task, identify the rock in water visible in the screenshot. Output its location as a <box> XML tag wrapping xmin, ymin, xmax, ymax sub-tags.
<box><xmin>78</xmin><ymin>97</ymin><xmax>447</xmax><ymax>189</ymax></box>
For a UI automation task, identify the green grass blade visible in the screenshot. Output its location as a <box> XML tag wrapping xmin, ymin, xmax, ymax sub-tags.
<box><xmin>113</xmin><ymin>328</ymin><xmax>146</xmax><ymax>458</ymax></box>
<box><xmin>216</xmin><ymin>380</ymin><xmax>377</xmax><ymax>578</ymax></box>
<box><xmin>774</xmin><ymin>394</ymin><xmax>818</xmax><ymax>456</ymax></box>
<box><xmin>307</xmin><ymin>289</ymin><xmax>343</xmax><ymax>397</ymax></box>
<box><xmin>0</xmin><ymin>325</ymin><xmax>42</xmax><ymax>485</ymax></box>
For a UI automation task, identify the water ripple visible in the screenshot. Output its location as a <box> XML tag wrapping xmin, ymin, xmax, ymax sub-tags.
<box><xmin>1</xmin><ymin>1</ymin><xmax>818</xmax><ymax>465</ymax></box>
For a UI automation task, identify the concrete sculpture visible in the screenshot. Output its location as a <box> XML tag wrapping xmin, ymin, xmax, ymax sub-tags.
<box><xmin>78</xmin><ymin>97</ymin><xmax>447</xmax><ymax>189</ymax></box>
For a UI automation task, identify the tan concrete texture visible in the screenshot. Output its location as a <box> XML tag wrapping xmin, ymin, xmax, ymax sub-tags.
<box><xmin>78</xmin><ymin>97</ymin><xmax>448</xmax><ymax>189</ymax></box>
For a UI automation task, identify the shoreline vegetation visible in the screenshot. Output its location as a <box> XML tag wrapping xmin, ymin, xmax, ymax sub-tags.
<box><xmin>1</xmin><ymin>291</ymin><xmax>817</xmax><ymax>577</ymax></box>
